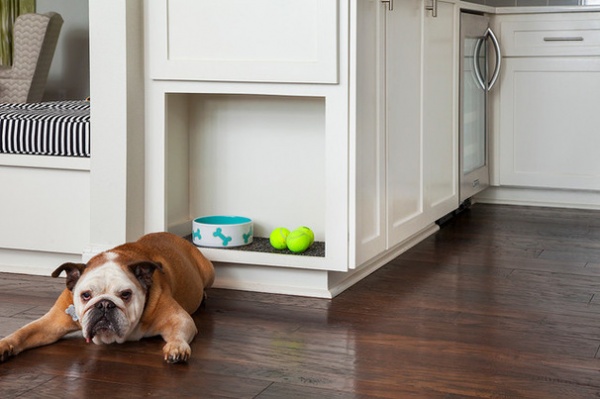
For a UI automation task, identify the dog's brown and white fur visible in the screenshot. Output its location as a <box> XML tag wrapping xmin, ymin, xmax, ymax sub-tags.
<box><xmin>0</xmin><ymin>232</ymin><xmax>214</xmax><ymax>363</ymax></box>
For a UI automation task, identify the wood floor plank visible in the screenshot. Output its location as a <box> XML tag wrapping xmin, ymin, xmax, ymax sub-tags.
<box><xmin>255</xmin><ymin>383</ymin><xmax>380</xmax><ymax>399</ymax></box>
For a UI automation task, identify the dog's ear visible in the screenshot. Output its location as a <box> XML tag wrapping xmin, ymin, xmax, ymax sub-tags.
<box><xmin>128</xmin><ymin>261</ymin><xmax>164</xmax><ymax>291</ymax></box>
<box><xmin>52</xmin><ymin>263</ymin><xmax>87</xmax><ymax>291</ymax></box>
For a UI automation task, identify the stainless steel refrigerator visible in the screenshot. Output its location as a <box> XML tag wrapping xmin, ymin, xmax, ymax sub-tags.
<box><xmin>459</xmin><ymin>12</ymin><xmax>501</xmax><ymax>203</ymax></box>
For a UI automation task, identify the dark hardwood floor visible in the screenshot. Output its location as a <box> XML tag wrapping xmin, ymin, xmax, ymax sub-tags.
<box><xmin>3</xmin><ymin>204</ymin><xmax>600</xmax><ymax>398</ymax></box>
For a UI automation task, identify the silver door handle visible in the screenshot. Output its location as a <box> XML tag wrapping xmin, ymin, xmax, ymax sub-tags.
<box><xmin>381</xmin><ymin>0</ymin><xmax>393</xmax><ymax>10</ymax></box>
<box><xmin>425</xmin><ymin>0</ymin><xmax>438</xmax><ymax>17</ymax></box>
<box><xmin>486</xmin><ymin>27</ymin><xmax>501</xmax><ymax>91</ymax></box>
<box><xmin>473</xmin><ymin>28</ymin><xmax>502</xmax><ymax>91</ymax></box>
<box><xmin>473</xmin><ymin>37</ymin><xmax>486</xmax><ymax>91</ymax></box>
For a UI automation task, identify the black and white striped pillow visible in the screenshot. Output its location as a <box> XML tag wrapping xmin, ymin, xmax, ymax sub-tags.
<box><xmin>0</xmin><ymin>100</ymin><xmax>90</xmax><ymax>157</ymax></box>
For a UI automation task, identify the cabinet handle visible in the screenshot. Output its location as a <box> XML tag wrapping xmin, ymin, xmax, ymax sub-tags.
<box><xmin>543</xmin><ymin>36</ymin><xmax>584</xmax><ymax>42</ymax></box>
<box><xmin>425</xmin><ymin>0</ymin><xmax>438</xmax><ymax>17</ymax></box>
<box><xmin>381</xmin><ymin>0</ymin><xmax>393</xmax><ymax>10</ymax></box>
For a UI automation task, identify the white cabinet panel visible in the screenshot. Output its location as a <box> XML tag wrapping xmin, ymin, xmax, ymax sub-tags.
<box><xmin>148</xmin><ymin>0</ymin><xmax>339</xmax><ymax>83</ymax></box>
<box><xmin>353</xmin><ymin>0</ymin><xmax>386</xmax><ymax>265</ymax></box>
<box><xmin>423</xmin><ymin>1</ymin><xmax>458</xmax><ymax>218</ymax></box>
<box><xmin>0</xmin><ymin>166</ymin><xmax>90</xmax><ymax>254</ymax></box>
<box><xmin>499</xmin><ymin>57</ymin><xmax>600</xmax><ymax>190</ymax></box>
<box><xmin>386</xmin><ymin>0</ymin><xmax>425</xmax><ymax>247</ymax></box>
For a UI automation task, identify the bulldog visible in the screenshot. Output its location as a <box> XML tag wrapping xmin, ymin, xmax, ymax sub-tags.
<box><xmin>0</xmin><ymin>232</ymin><xmax>214</xmax><ymax>363</ymax></box>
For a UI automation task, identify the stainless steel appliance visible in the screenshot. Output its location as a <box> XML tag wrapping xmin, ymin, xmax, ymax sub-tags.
<box><xmin>459</xmin><ymin>12</ymin><xmax>501</xmax><ymax>203</ymax></box>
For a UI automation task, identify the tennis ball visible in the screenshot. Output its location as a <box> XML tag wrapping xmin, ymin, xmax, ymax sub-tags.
<box><xmin>298</xmin><ymin>226</ymin><xmax>314</xmax><ymax>245</ymax></box>
<box><xmin>269</xmin><ymin>227</ymin><xmax>290</xmax><ymax>250</ymax></box>
<box><xmin>286</xmin><ymin>228</ymin><xmax>312</xmax><ymax>253</ymax></box>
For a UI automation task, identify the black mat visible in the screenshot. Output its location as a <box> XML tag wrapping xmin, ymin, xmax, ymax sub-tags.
<box><xmin>185</xmin><ymin>235</ymin><xmax>325</xmax><ymax>257</ymax></box>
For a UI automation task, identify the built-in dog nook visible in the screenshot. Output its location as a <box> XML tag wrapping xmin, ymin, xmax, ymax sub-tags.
<box><xmin>163</xmin><ymin>93</ymin><xmax>327</xmax><ymax>264</ymax></box>
<box><xmin>139</xmin><ymin>0</ymin><xmax>363</xmax><ymax>296</ymax></box>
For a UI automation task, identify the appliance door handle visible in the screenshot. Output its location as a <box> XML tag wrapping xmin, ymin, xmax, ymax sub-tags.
<box><xmin>486</xmin><ymin>27</ymin><xmax>501</xmax><ymax>91</ymax></box>
<box><xmin>473</xmin><ymin>37</ymin><xmax>486</xmax><ymax>91</ymax></box>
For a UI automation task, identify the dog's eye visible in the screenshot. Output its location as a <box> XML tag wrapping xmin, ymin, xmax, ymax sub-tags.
<box><xmin>81</xmin><ymin>291</ymin><xmax>92</xmax><ymax>302</ymax></box>
<box><xmin>120</xmin><ymin>290</ymin><xmax>132</xmax><ymax>301</ymax></box>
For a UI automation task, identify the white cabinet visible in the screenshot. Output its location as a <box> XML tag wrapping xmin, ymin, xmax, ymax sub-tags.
<box><xmin>148</xmin><ymin>0</ymin><xmax>338</xmax><ymax>84</ymax></box>
<box><xmin>354</xmin><ymin>0</ymin><xmax>458</xmax><ymax>265</ymax></box>
<box><xmin>143</xmin><ymin>0</ymin><xmax>458</xmax><ymax>296</ymax></box>
<box><xmin>499</xmin><ymin>58</ymin><xmax>600</xmax><ymax>190</ymax></box>
<box><xmin>496</xmin><ymin>13</ymin><xmax>600</xmax><ymax>191</ymax></box>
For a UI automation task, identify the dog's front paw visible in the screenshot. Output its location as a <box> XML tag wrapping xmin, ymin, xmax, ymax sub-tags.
<box><xmin>163</xmin><ymin>341</ymin><xmax>191</xmax><ymax>363</ymax></box>
<box><xmin>0</xmin><ymin>340</ymin><xmax>15</xmax><ymax>362</ymax></box>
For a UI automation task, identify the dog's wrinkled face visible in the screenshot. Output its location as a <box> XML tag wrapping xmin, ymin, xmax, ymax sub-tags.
<box><xmin>54</xmin><ymin>252</ymin><xmax>163</xmax><ymax>345</ymax></box>
<box><xmin>72</xmin><ymin>262</ymin><xmax>146</xmax><ymax>344</ymax></box>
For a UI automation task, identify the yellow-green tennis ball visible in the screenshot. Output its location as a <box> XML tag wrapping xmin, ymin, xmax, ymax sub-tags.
<box><xmin>269</xmin><ymin>227</ymin><xmax>290</xmax><ymax>250</ymax></box>
<box><xmin>298</xmin><ymin>226</ymin><xmax>314</xmax><ymax>245</ymax></box>
<box><xmin>287</xmin><ymin>229</ymin><xmax>311</xmax><ymax>253</ymax></box>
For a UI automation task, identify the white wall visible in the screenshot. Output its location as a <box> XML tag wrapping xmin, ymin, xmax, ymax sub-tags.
<box><xmin>36</xmin><ymin>0</ymin><xmax>90</xmax><ymax>100</ymax></box>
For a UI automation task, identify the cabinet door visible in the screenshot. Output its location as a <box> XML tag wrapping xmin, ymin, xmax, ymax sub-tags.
<box><xmin>147</xmin><ymin>0</ymin><xmax>338</xmax><ymax>84</ymax></box>
<box><xmin>353</xmin><ymin>0</ymin><xmax>387</xmax><ymax>266</ymax></box>
<box><xmin>386</xmin><ymin>0</ymin><xmax>425</xmax><ymax>247</ymax></box>
<box><xmin>499</xmin><ymin>57</ymin><xmax>600</xmax><ymax>190</ymax></box>
<box><xmin>423</xmin><ymin>1</ymin><xmax>458</xmax><ymax>221</ymax></box>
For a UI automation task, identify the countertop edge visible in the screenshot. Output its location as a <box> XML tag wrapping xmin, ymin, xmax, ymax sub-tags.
<box><xmin>458</xmin><ymin>1</ymin><xmax>600</xmax><ymax>14</ymax></box>
<box><xmin>494</xmin><ymin>5</ymin><xmax>600</xmax><ymax>13</ymax></box>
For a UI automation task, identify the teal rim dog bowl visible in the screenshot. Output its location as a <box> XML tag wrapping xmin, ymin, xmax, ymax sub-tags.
<box><xmin>192</xmin><ymin>216</ymin><xmax>253</xmax><ymax>247</ymax></box>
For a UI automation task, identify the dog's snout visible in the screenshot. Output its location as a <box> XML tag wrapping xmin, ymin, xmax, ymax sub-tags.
<box><xmin>95</xmin><ymin>299</ymin><xmax>116</xmax><ymax>311</ymax></box>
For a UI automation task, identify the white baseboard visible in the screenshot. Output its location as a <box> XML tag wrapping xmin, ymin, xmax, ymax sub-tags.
<box><xmin>476</xmin><ymin>186</ymin><xmax>600</xmax><ymax>210</ymax></box>
<box><xmin>213</xmin><ymin>263</ymin><xmax>333</xmax><ymax>298</ymax></box>
<box><xmin>0</xmin><ymin>248</ymin><xmax>83</xmax><ymax>277</ymax></box>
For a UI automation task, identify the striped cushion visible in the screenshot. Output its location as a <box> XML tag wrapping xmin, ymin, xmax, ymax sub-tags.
<box><xmin>0</xmin><ymin>100</ymin><xmax>90</xmax><ymax>157</ymax></box>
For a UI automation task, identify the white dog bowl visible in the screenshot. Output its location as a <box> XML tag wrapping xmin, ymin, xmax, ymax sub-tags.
<box><xmin>192</xmin><ymin>216</ymin><xmax>253</xmax><ymax>248</ymax></box>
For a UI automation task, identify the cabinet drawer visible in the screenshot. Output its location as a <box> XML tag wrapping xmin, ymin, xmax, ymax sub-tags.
<box><xmin>148</xmin><ymin>0</ymin><xmax>339</xmax><ymax>84</ymax></box>
<box><xmin>501</xmin><ymin>17</ymin><xmax>600</xmax><ymax>57</ymax></box>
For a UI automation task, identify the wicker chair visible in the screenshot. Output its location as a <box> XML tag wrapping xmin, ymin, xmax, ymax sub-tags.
<box><xmin>0</xmin><ymin>12</ymin><xmax>63</xmax><ymax>103</ymax></box>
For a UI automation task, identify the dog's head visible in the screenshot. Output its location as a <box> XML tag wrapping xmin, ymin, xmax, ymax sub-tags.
<box><xmin>52</xmin><ymin>252</ymin><xmax>163</xmax><ymax>345</ymax></box>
